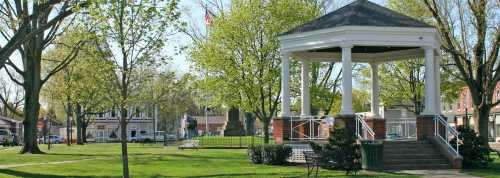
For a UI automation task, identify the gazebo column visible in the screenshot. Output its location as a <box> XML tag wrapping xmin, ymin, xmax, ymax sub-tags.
<box><xmin>301</xmin><ymin>61</ymin><xmax>311</xmax><ymax>116</ymax></box>
<box><xmin>341</xmin><ymin>45</ymin><xmax>354</xmax><ymax>115</ymax></box>
<box><xmin>366</xmin><ymin>63</ymin><xmax>385</xmax><ymax>139</ymax></box>
<box><xmin>274</xmin><ymin>52</ymin><xmax>291</xmax><ymax>144</ymax></box>
<box><xmin>417</xmin><ymin>47</ymin><xmax>438</xmax><ymax>140</ymax></box>
<box><xmin>335</xmin><ymin>44</ymin><xmax>356</xmax><ymax>134</ymax></box>
<box><xmin>280</xmin><ymin>52</ymin><xmax>291</xmax><ymax>117</ymax></box>
<box><xmin>434</xmin><ymin>52</ymin><xmax>441</xmax><ymax>113</ymax></box>
<box><xmin>370</xmin><ymin>63</ymin><xmax>380</xmax><ymax>118</ymax></box>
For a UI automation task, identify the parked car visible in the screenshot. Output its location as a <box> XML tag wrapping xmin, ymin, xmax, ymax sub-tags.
<box><xmin>47</xmin><ymin>135</ymin><xmax>63</xmax><ymax>144</ymax></box>
<box><xmin>0</xmin><ymin>129</ymin><xmax>14</xmax><ymax>145</ymax></box>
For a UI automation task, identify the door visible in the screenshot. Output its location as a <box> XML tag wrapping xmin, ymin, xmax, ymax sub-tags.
<box><xmin>97</xmin><ymin>130</ymin><xmax>105</xmax><ymax>142</ymax></box>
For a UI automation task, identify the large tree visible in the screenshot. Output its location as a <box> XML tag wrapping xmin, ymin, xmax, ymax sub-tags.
<box><xmin>191</xmin><ymin>0</ymin><xmax>320</xmax><ymax>143</ymax></box>
<box><xmin>88</xmin><ymin>0</ymin><xmax>182</xmax><ymax>177</ymax></box>
<box><xmin>0</xmin><ymin>1</ymin><xmax>90</xmax><ymax>153</ymax></box>
<box><xmin>421</xmin><ymin>0</ymin><xmax>499</xmax><ymax>144</ymax></box>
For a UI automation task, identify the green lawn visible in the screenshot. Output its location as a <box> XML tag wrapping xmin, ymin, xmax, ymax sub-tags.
<box><xmin>0</xmin><ymin>143</ymin><xmax>416</xmax><ymax>178</ymax></box>
<box><xmin>193</xmin><ymin>136</ymin><xmax>275</xmax><ymax>147</ymax></box>
<box><xmin>465</xmin><ymin>153</ymin><xmax>500</xmax><ymax>178</ymax></box>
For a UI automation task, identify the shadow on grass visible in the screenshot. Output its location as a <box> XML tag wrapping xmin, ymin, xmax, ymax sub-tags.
<box><xmin>464</xmin><ymin>154</ymin><xmax>500</xmax><ymax>177</ymax></box>
<box><xmin>0</xmin><ymin>169</ymin><xmax>120</xmax><ymax>178</ymax></box>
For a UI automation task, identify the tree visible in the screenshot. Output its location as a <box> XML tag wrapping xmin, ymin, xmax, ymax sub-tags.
<box><xmin>42</xmin><ymin>31</ymin><xmax>116</xmax><ymax>145</ymax></box>
<box><xmin>0</xmin><ymin>1</ymin><xmax>91</xmax><ymax>153</ymax></box>
<box><xmin>191</xmin><ymin>0</ymin><xmax>320</xmax><ymax>143</ymax></box>
<box><xmin>0</xmin><ymin>1</ymin><xmax>87</xmax><ymax>68</ymax></box>
<box><xmin>421</xmin><ymin>0</ymin><xmax>499</xmax><ymax>144</ymax></box>
<box><xmin>88</xmin><ymin>0</ymin><xmax>182</xmax><ymax>177</ymax></box>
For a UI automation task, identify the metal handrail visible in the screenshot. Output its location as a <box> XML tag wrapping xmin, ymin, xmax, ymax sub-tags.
<box><xmin>355</xmin><ymin>114</ymin><xmax>375</xmax><ymax>140</ymax></box>
<box><xmin>434</xmin><ymin>115</ymin><xmax>460</xmax><ymax>157</ymax></box>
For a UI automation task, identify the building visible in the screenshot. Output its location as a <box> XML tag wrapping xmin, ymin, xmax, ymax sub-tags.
<box><xmin>85</xmin><ymin>105</ymin><xmax>155</xmax><ymax>142</ymax></box>
<box><xmin>444</xmin><ymin>84</ymin><xmax>500</xmax><ymax>142</ymax></box>
<box><xmin>0</xmin><ymin>116</ymin><xmax>23</xmax><ymax>141</ymax></box>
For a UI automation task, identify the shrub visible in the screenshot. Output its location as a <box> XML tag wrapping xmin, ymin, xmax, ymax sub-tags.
<box><xmin>309</xmin><ymin>127</ymin><xmax>361</xmax><ymax>175</ymax></box>
<box><xmin>247</xmin><ymin>145</ymin><xmax>263</xmax><ymax>164</ymax></box>
<box><xmin>247</xmin><ymin>144</ymin><xmax>292</xmax><ymax>165</ymax></box>
<box><xmin>450</xmin><ymin>126</ymin><xmax>492</xmax><ymax>168</ymax></box>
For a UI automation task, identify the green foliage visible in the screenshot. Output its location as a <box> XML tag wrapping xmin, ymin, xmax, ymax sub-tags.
<box><xmin>190</xmin><ymin>0</ymin><xmax>320</xmax><ymax>143</ymax></box>
<box><xmin>248</xmin><ymin>144</ymin><xmax>292</xmax><ymax>165</ymax></box>
<box><xmin>450</xmin><ymin>126</ymin><xmax>493</xmax><ymax>168</ymax></box>
<box><xmin>309</xmin><ymin>128</ymin><xmax>361</xmax><ymax>175</ymax></box>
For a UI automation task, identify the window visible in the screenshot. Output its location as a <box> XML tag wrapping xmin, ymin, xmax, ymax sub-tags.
<box><xmin>111</xmin><ymin>109</ymin><xmax>116</xmax><ymax>117</ymax></box>
<box><xmin>98</xmin><ymin>113</ymin><xmax>103</xmax><ymax>118</ymax></box>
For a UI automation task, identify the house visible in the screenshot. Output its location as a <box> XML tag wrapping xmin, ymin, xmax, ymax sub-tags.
<box><xmin>444</xmin><ymin>84</ymin><xmax>500</xmax><ymax>142</ymax></box>
<box><xmin>83</xmin><ymin>105</ymin><xmax>155</xmax><ymax>142</ymax></box>
<box><xmin>0</xmin><ymin>116</ymin><xmax>23</xmax><ymax>139</ymax></box>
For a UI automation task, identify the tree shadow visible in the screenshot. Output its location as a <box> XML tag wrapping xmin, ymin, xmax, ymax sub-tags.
<box><xmin>0</xmin><ymin>169</ymin><xmax>120</xmax><ymax>178</ymax></box>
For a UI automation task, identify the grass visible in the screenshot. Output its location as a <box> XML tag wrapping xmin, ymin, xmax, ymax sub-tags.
<box><xmin>0</xmin><ymin>143</ymin><xmax>416</xmax><ymax>178</ymax></box>
<box><xmin>464</xmin><ymin>153</ymin><xmax>500</xmax><ymax>178</ymax></box>
<box><xmin>193</xmin><ymin>136</ymin><xmax>275</xmax><ymax>147</ymax></box>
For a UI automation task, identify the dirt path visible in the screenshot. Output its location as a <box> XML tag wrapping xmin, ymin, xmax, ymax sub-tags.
<box><xmin>0</xmin><ymin>158</ymin><xmax>104</xmax><ymax>169</ymax></box>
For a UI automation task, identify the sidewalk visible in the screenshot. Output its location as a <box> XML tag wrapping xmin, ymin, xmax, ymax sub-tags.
<box><xmin>394</xmin><ymin>170</ymin><xmax>481</xmax><ymax>178</ymax></box>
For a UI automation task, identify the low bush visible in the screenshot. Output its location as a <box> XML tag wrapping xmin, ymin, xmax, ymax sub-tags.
<box><xmin>247</xmin><ymin>144</ymin><xmax>292</xmax><ymax>165</ymax></box>
<box><xmin>450</xmin><ymin>126</ymin><xmax>493</xmax><ymax>168</ymax></box>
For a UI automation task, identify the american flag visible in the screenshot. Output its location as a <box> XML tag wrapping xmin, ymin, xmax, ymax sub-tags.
<box><xmin>204</xmin><ymin>7</ymin><xmax>212</xmax><ymax>26</ymax></box>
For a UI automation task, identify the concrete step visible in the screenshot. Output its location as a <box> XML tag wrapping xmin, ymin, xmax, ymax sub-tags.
<box><xmin>383</xmin><ymin>158</ymin><xmax>449</xmax><ymax>165</ymax></box>
<box><xmin>383</xmin><ymin>163</ymin><xmax>452</xmax><ymax>170</ymax></box>
<box><xmin>384</xmin><ymin>153</ymin><xmax>444</xmax><ymax>159</ymax></box>
<box><xmin>383</xmin><ymin>148</ymin><xmax>440</xmax><ymax>154</ymax></box>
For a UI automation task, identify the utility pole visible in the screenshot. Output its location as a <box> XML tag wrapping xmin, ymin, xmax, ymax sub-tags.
<box><xmin>154</xmin><ymin>104</ymin><xmax>158</xmax><ymax>143</ymax></box>
<box><xmin>48</xmin><ymin>117</ymin><xmax>51</xmax><ymax>150</ymax></box>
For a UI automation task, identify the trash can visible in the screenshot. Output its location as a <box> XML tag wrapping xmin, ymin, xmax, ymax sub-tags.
<box><xmin>361</xmin><ymin>141</ymin><xmax>384</xmax><ymax>170</ymax></box>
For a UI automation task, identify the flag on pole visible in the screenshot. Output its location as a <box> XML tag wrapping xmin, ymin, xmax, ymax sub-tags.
<box><xmin>204</xmin><ymin>7</ymin><xmax>213</xmax><ymax>26</ymax></box>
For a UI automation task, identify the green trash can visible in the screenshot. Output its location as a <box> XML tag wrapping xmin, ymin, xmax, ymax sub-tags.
<box><xmin>361</xmin><ymin>141</ymin><xmax>384</xmax><ymax>170</ymax></box>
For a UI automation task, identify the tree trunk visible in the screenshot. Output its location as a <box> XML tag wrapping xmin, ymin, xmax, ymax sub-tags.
<box><xmin>65</xmin><ymin>102</ymin><xmax>72</xmax><ymax>146</ymax></box>
<box><xmin>76</xmin><ymin>104</ymin><xmax>83</xmax><ymax>145</ymax></box>
<box><xmin>82</xmin><ymin>124</ymin><xmax>87</xmax><ymax>143</ymax></box>
<box><xmin>120</xmin><ymin>107</ymin><xmax>130</xmax><ymax>178</ymax></box>
<box><xmin>263</xmin><ymin>118</ymin><xmax>270</xmax><ymax>144</ymax></box>
<box><xmin>475</xmin><ymin>105</ymin><xmax>491</xmax><ymax>147</ymax></box>
<box><xmin>20</xmin><ymin>48</ymin><xmax>43</xmax><ymax>154</ymax></box>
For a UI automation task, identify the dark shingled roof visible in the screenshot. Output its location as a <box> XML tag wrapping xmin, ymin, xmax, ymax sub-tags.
<box><xmin>282</xmin><ymin>0</ymin><xmax>433</xmax><ymax>36</ymax></box>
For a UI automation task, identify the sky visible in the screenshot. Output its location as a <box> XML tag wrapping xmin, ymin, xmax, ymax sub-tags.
<box><xmin>167</xmin><ymin>0</ymin><xmax>387</xmax><ymax>76</ymax></box>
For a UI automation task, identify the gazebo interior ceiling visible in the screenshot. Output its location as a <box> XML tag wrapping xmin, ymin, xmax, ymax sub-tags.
<box><xmin>308</xmin><ymin>46</ymin><xmax>419</xmax><ymax>53</ymax></box>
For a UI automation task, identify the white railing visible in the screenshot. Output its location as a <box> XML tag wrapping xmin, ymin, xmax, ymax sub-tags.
<box><xmin>355</xmin><ymin>114</ymin><xmax>375</xmax><ymax>140</ymax></box>
<box><xmin>290</xmin><ymin>116</ymin><xmax>325</xmax><ymax>141</ymax></box>
<box><xmin>434</xmin><ymin>115</ymin><xmax>460</xmax><ymax>157</ymax></box>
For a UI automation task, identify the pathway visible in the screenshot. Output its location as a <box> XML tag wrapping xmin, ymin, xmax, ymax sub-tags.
<box><xmin>394</xmin><ymin>170</ymin><xmax>481</xmax><ymax>178</ymax></box>
<box><xmin>0</xmin><ymin>158</ymin><xmax>103</xmax><ymax>169</ymax></box>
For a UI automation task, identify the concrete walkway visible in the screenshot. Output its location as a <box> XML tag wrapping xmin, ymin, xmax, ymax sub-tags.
<box><xmin>394</xmin><ymin>170</ymin><xmax>481</xmax><ymax>178</ymax></box>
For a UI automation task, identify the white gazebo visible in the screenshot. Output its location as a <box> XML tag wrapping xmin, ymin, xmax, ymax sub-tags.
<box><xmin>279</xmin><ymin>0</ymin><xmax>441</xmax><ymax>119</ymax></box>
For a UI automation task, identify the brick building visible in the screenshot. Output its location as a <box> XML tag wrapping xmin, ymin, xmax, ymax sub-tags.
<box><xmin>443</xmin><ymin>84</ymin><xmax>500</xmax><ymax>142</ymax></box>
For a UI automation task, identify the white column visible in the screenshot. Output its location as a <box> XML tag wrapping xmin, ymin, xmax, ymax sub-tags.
<box><xmin>423</xmin><ymin>47</ymin><xmax>436</xmax><ymax>115</ymax></box>
<box><xmin>301</xmin><ymin>61</ymin><xmax>311</xmax><ymax>116</ymax></box>
<box><xmin>341</xmin><ymin>44</ymin><xmax>354</xmax><ymax>115</ymax></box>
<box><xmin>280</xmin><ymin>53</ymin><xmax>291</xmax><ymax>117</ymax></box>
<box><xmin>434</xmin><ymin>52</ymin><xmax>441</xmax><ymax>114</ymax></box>
<box><xmin>370</xmin><ymin>63</ymin><xmax>380</xmax><ymax>118</ymax></box>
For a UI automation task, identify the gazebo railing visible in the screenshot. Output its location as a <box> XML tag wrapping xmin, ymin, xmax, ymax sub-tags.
<box><xmin>434</xmin><ymin>115</ymin><xmax>460</xmax><ymax>157</ymax></box>
<box><xmin>355</xmin><ymin>114</ymin><xmax>375</xmax><ymax>140</ymax></box>
<box><xmin>290</xmin><ymin>116</ymin><xmax>325</xmax><ymax>141</ymax></box>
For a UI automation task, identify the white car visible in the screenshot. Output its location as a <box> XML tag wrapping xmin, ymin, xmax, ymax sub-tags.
<box><xmin>0</xmin><ymin>129</ymin><xmax>14</xmax><ymax>145</ymax></box>
<box><xmin>47</xmin><ymin>135</ymin><xmax>63</xmax><ymax>144</ymax></box>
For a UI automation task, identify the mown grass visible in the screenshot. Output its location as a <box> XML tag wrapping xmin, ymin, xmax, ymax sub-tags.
<box><xmin>0</xmin><ymin>143</ymin><xmax>417</xmax><ymax>178</ymax></box>
<box><xmin>193</xmin><ymin>136</ymin><xmax>275</xmax><ymax>147</ymax></box>
<box><xmin>464</xmin><ymin>153</ymin><xmax>500</xmax><ymax>178</ymax></box>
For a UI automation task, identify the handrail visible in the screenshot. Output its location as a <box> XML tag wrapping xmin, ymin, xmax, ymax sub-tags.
<box><xmin>434</xmin><ymin>115</ymin><xmax>460</xmax><ymax>157</ymax></box>
<box><xmin>355</xmin><ymin>114</ymin><xmax>375</xmax><ymax>140</ymax></box>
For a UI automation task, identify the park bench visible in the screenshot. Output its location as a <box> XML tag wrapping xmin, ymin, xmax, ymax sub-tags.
<box><xmin>303</xmin><ymin>151</ymin><xmax>320</xmax><ymax>178</ymax></box>
<box><xmin>178</xmin><ymin>140</ymin><xmax>199</xmax><ymax>150</ymax></box>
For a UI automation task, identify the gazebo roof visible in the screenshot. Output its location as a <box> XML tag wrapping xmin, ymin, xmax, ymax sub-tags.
<box><xmin>282</xmin><ymin>0</ymin><xmax>432</xmax><ymax>36</ymax></box>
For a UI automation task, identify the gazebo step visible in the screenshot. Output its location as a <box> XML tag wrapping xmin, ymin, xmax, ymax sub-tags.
<box><xmin>382</xmin><ymin>140</ymin><xmax>452</xmax><ymax>170</ymax></box>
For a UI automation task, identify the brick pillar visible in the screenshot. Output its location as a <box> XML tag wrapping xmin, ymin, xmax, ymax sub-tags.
<box><xmin>334</xmin><ymin>114</ymin><xmax>356</xmax><ymax>134</ymax></box>
<box><xmin>272</xmin><ymin>117</ymin><xmax>290</xmax><ymax>144</ymax></box>
<box><xmin>417</xmin><ymin>115</ymin><xmax>435</xmax><ymax>140</ymax></box>
<box><xmin>365</xmin><ymin>118</ymin><xmax>386</xmax><ymax>140</ymax></box>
